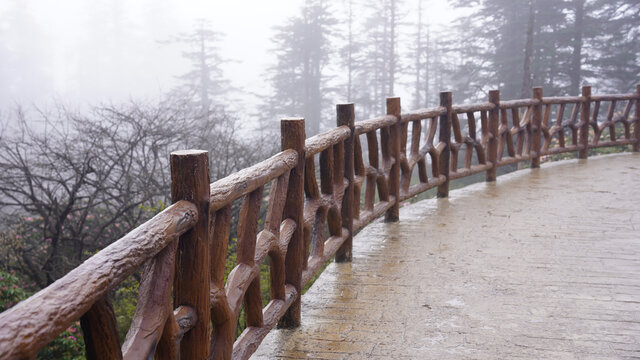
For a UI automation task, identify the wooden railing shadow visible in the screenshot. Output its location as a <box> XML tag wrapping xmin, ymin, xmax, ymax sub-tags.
<box><xmin>0</xmin><ymin>84</ymin><xmax>638</xmax><ymax>359</ymax></box>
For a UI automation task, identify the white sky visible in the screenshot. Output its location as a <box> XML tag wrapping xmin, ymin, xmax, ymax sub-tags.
<box><xmin>1</xmin><ymin>0</ymin><xmax>455</xmax><ymax>111</ymax></box>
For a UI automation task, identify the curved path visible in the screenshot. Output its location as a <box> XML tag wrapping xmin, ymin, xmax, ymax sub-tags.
<box><xmin>254</xmin><ymin>153</ymin><xmax>640</xmax><ymax>359</ymax></box>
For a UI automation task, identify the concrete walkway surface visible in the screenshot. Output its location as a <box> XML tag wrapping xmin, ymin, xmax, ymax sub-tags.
<box><xmin>254</xmin><ymin>153</ymin><xmax>640</xmax><ymax>359</ymax></box>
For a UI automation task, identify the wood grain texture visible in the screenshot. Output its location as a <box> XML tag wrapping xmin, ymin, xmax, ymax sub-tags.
<box><xmin>437</xmin><ymin>92</ymin><xmax>452</xmax><ymax>198</ymax></box>
<box><xmin>531</xmin><ymin>87</ymin><xmax>543</xmax><ymax>168</ymax></box>
<box><xmin>486</xmin><ymin>90</ymin><xmax>500</xmax><ymax>181</ymax></box>
<box><xmin>336</xmin><ymin>104</ymin><xmax>355</xmax><ymax>262</ymax></box>
<box><xmin>305</xmin><ymin>126</ymin><xmax>351</xmax><ymax>159</ymax></box>
<box><xmin>386</xmin><ymin>97</ymin><xmax>401</xmax><ymax>222</ymax></box>
<box><xmin>81</xmin><ymin>297</ymin><xmax>122</xmax><ymax>360</ymax></box>
<box><xmin>157</xmin><ymin>305</ymin><xmax>197</xmax><ymax>360</ymax></box>
<box><xmin>499</xmin><ymin>98</ymin><xmax>540</xmax><ymax>109</ymax></box>
<box><xmin>0</xmin><ymin>201</ymin><xmax>197</xmax><ymax>359</ymax></box>
<box><xmin>355</xmin><ymin>115</ymin><xmax>396</xmax><ymax>135</ymax></box>
<box><xmin>279</xmin><ymin>118</ymin><xmax>305</xmax><ymax>328</ymax></box>
<box><xmin>579</xmin><ymin>86</ymin><xmax>592</xmax><ymax>159</ymax></box>
<box><xmin>121</xmin><ymin>236</ymin><xmax>178</xmax><ymax>359</ymax></box>
<box><xmin>170</xmin><ymin>149</ymin><xmax>211</xmax><ymax>360</ymax></box>
<box><xmin>210</xmin><ymin>149</ymin><xmax>297</xmax><ymax>211</ymax></box>
<box><xmin>452</xmin><ymin>102</ymin><xmax>496</xmax><ymax>113</ymax></box>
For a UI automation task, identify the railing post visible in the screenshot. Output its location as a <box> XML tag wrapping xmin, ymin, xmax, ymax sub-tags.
<box><xmin>531</xmin><ymin>87</ymin><xmax>543</xmax><ymax>168</ymax></box>
<box><xmin>634</xmin><ymin>84</ymin><xmax>640</xmax><ymax>152</ymax></box>
<box><xmin>437</xmin><ymin>91</ymin><xmax>452</xmax><ymax>198</ymax></box>
<box><xmin>386</xmin><ymin>97</ymin><xmax>401</xmax><ymax>221</ymax></box>
<box><xmin>279</xmin><ymin>118</ymin><xmax>305</xmax><ymax>328</ymax></box>
<box><xmin>486</xmin><ymin>90</ymin><xmax>500</xmax><ymax>181</ymax></box>
<box><xmin>80</xmin><ymin>297</ymin><xmax>122</xmax><ymax>360</ymax></box>
<box><xmin>336</xmin><ymin>104</ymin><xmax>355</xmax><ymax>262</ymax></box>
<box><xmin>579</xmin><ymin>85</ymin><xmax>591</xmax><ymax>159</ymax></box>
<box><xmin>170</xmin><ymin>150</ymin><xmax>210</xmax><ymax>359</ymax></box>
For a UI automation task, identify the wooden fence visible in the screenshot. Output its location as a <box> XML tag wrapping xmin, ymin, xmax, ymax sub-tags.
<box><xmin>0</xmin><ymin>85</ymin><xmax>639</xmax><ymax>359</ymax></box>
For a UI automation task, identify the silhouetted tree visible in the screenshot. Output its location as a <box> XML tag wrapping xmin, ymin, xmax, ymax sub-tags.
<box><xmin>262</xmin><ymin>0</ymin><xmax>336</xmax><ymax>136</ymax></box>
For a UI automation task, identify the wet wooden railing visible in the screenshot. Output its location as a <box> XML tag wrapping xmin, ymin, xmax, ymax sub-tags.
<box><xmin>0</xmin><ymin>85</ymin><xmax>638</xmax><ymax>359</ymax></box>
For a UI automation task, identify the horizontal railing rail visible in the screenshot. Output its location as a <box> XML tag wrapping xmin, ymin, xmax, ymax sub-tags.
<box><xmin>0</xmin><ymin>84</ymin><xmax>638</xmax><ymax>360</ymax></box>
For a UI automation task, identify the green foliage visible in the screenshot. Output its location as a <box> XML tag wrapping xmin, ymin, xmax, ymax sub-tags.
<box><xmin>36</xmin><ymin>323</ymin><xmax>85</xmax><ymax>360</ymax></box>
<box><xmin>0</xmin><ymin>271</ymin><xmax>84</xmax><ymax>359</ymax></box>
<box><xmin>113</xmin><ymin>275</ymin><xmax>140</xmax><ymax>341</ymax></box>
<box><xmin>0</xmin><ymin>271</ymin><xmax>27</xmax><ymax>312</ymax></box>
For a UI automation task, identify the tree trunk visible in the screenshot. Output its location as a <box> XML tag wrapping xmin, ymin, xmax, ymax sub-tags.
<box><xmin>570</xmin><ymin>0</ymin><xmax>585</xmax><ymax>94</ymax></box>
<box><xmin>521</xmin><ymin>0</ymin><xmax>535</xmax><ymax>98</ymax></box>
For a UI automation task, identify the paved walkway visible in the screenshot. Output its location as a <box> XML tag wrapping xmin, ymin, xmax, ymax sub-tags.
<box><xmin>254</xmin><ymin>153</ymin><xmax>640</xmax><ymax>359</ymax></box>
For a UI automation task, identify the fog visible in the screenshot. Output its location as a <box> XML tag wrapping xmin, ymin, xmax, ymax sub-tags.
<box><xmin>0</xmin><ymin>0</ymin><xmax>453</xmax><ymax>117</ymax></box>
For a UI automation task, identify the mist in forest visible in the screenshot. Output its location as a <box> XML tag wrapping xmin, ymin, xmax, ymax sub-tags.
<box><xmin>0</xmin><ymin>2</ymin><xmax>638</xmax><ymax>354</ymax></box>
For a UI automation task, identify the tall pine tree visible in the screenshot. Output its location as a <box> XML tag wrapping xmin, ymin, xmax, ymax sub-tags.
<box><xmin>262</xmin><ymin>0</ymin><xmax>336</xmax><ymax>136</ymax></box>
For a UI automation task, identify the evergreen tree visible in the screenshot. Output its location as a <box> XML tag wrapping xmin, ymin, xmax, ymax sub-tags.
<box><xmin>584</xmin><ymin>0</ymin><xmax>640</xmax><ymax>92</ymax></box>
<box><xmin>169</xmin><ymin>19</ymin><xmax>233</xmax><ymax>112</ymax></box>
<box><xmin>351</xmin><ymin>0</ymin><xmax>402</xmax><ymax>118</ymax></box>
<box><xmin>262</xmin><ymin>0</ymin><xmax>336</xmax><ymax>136</ymax></box>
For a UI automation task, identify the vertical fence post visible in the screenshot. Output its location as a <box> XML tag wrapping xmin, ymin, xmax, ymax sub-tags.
<box><xmin>170</xmin><ymin>150</ymin><xmax>210</xmax><ymax>359</ymax></box>
<box><xmin>80</xmin><ymin>297</ymin><xmax>122</xmax><ymax>360</ymax></box>
<box><xmin>634</xmin><ymin>84</ymin><xmax>640</xmax><ymax>152</ymax></box>
<box><xmin>386</xmin><ymin>97</ymin><xmax>401</xmax><ymax>221</ymax></box>
<box><xmin>279</xmin><ymin>118</ymin><xmax>305</xmax><ymax>328</ymax></box>
<box><xmin>579</xmin><ymin>85</ymin><xmax>591</xmax><ymax>159</ymax></box>
<box><xmin>531</xmin><ymin>87</ymin><xmax>543</xmax><ymax>168</ymax></box>
<box><xmin>336</xmin><ymin>105</ymin><xmax>355</xmax><ymax>262</ymax></box>
<box><xmin>437</xmin><ymin>91</ymin><xmax>452</xmax><ymax>198</ymax></box>
<box><xmin>487</xmin><ymin>90</ymin><xmax>500</xmax><ymax>181</ymax></box>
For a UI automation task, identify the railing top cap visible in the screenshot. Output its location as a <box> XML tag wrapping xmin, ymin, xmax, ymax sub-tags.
<box><xmin>171</xmin><ymin>149</ymin><xmax>208</xmax><ymax>156</ymax></box>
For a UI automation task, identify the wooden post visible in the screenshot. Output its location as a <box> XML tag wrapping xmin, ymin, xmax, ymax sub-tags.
<box><xmin>278</xmin><ymin>118</ymin><xmax>305</xmax><ymax>328</ymax></box>
<box><xmin>336</xmin><ymin>104</ymin><xmax>355</xmax><ymax>262</ymax></box>
<box><xmin>486</xmin><ymin>90</ymin><xmax>500</xmax><ymax>181</ymax></box>
<box><xmin>80</xmin><ymin>297</ymin><xmax>122</xmax><ymax>360</ymax></box>
<box><xmin>531</xmin><ymin>87</ymin><xmax>543</xmax><ymax>168</ymax></box>
<box><xmin>634</xmin><ymin>84</ymin><xmax>640</xmax><ymax>152</ymax></box>
<box><xmin>170</xmin><ymin>150</ymin><xmax>210</xmax><ymax>359</ymax></box>
<box><xmin>579</xmin><ymin>86</ymin><xmax>591</xmax><ymax>159</ymax></box>
<box><xmin>437</xmin><ymin>91</ymin><xmax>452</xmax><ymax>198</ymax></box>
<box><xmin>386</xmin><ymin>97</ymin><xmax>401</xmax><ymax>221</ymax></box>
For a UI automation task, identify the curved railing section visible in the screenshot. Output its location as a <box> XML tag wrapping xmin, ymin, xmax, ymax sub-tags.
<box><xmin>0</xmin><ymin>85</ymin><xmax>638</xmax><ymax>359</ymax></box>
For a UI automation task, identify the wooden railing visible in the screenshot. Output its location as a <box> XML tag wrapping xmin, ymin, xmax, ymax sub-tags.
<box><xmin>0</xmin><ymin>85</ymin><xmax>638</xmax><ymax>359</ymax></box>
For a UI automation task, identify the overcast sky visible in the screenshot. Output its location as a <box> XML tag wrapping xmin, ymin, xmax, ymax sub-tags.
<box><xmin>0</xmin><ymin>0</ymin><xmax>455</xmax><ymax>111</ymax></box>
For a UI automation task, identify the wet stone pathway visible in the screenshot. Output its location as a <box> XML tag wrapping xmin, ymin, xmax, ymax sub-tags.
<box><xmin>253</xmin><ymin>153</ymin><xmax>640</xmax><ymax>359</ymax></box>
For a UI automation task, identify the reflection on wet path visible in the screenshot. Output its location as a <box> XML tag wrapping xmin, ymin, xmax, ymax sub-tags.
<box><xmin>254</xmin><ymin>153</ymin><xmax>640</xmax><ymax>359</ymax></box>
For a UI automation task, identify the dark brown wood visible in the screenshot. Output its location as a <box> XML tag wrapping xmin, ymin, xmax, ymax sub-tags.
<box><xmin>634</xmin><ymin>85</ymin><xmax>640</xmax><ymax>152</ymax></box>
<box><xmin>401</xmin><ymin>107</ymin><xmax>446</xmax><ymax>123</ymax></box>
<box><xmin>591</xmin><ymin>93</ymin><xmax>640</xmax><ymax>101</ymax></box>
<box><xmin>355</xmin><ymin>115</ymin><xmax>396</xmax><ymax>134</ymax></box>
<box><xmin>81</xmin><ymin>297</ymin><xmax>122</xmax><ymax>360</ymax></box>
<box><xmin>279</xmin><ymin>118</ymin><xmax>305</xmax><ymax>328</ymax></box>
<box><xmin>170</xmin><ymin>149</ymin><xmax>211</xmax><ymax>360</ymax></box>
<box><xmin>157</xmin><ymin>305</ymin><xmax>198</xmax><ymax>360</ymax></box>
<box><xmin>452</xmin><ymin>102</ymin><xmax>496</xmax><ymax>113</ymax></box>
<box><xmin>121</xmin><ymin>236</ymin><xmax>178</xmax><ymax>359</ymax></box>
<box><xmin>531</xmin><ymin>87</ymin><xmax>543</xmax><ymax>168</ymax></box>
<box><xmin>438</xmin><ymin>92</ymin><xmax>452</xmax><ymax>198</ymax></box>
<box><xmin>579</xmin><ymin>86</ymin><xmax>591</xmax><ymax>159</ymax></box>
<box><xmin>209</xmin><ymin>205</ymin><xmax>234</xmax><ymax>360</ymax></box>
<box><xmin>305</xmin><ymin>126</ymin><xmax>351</xmax><ymax>158</ymax></box>
<box><xmin>499</xmin><ymin>98</ymin><xmax>540</xmax><ymax>109</ymax></box>
<box><xmin>336</xmin><ymin>104</ymin><xmax>355</xmax><ymax>262</ymax></box>
<box><xmin>386</xmin><ymin>97</ymin><xmax>401</xmax><ymax>222</ymax></box>
<box><xmin>0</xmin><ymin>201</ymin><xmax>197</xmax><ymax>359</ymax></box>
<box><xmin>232</xmin><ymin>285</ymin><xmax>297</xmax><ymax>360</ymax></box>
<box><xmin>487</xmin><ymin>90</ymin><xmax>500</xmax><ymax>181</ymax></box>
<box><xmin>210</xmin><ymin>150</ymin><xmax>297</xmax><ymax>211</ymax></box>
<box><xmin>542</xmin><ymin>96</ymin><xmax>584</xmax><ymax>104</ymax></box>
